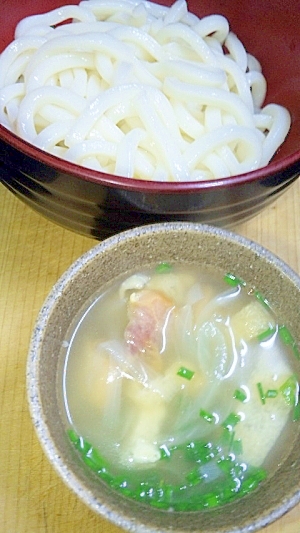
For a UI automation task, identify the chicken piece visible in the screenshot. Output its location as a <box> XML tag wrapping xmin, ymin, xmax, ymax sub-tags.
<box><xmin>124</xmin><ymin>289</ymin><xmax>174</xmax><ymax>370</ymax></box>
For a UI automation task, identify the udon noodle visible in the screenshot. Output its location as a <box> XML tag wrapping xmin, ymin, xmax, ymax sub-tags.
<box><xmin>0</xmin><ymin>0</ymin><xmax>291</xmax><ymax>181</ymax></box>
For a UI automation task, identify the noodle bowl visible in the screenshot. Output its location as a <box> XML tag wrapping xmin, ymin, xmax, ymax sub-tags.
<box><xmin>0</xmin><ymin>0</ymin><xmax>291</xmax><ymax>182</ymax></box>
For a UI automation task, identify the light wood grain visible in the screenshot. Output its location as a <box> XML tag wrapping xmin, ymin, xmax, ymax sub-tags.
<box><xmin>1</xmin><ymin>180</ymin><xmax>300</xmax><ymax>533</ymax></box>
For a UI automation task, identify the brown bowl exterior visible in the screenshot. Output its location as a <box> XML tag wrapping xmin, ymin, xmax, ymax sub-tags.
<box><xmin>27</xmin><ymin>223</ymin><xmax>300</xmax><ymax>533</ymax></box>
<box><xmin>1</xmin><ymin>0</ymin><xmax>300</xmax><ymax>238</ymax></box>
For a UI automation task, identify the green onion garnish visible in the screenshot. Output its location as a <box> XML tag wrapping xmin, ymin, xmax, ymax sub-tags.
<box><xmin>224</xmin><ymin>273</ymin><xmax>246</xmax><ymax>287</ymax></box>
<box><xmin>278</xmin><ymin>325</ymin><xmax>295</xmax><ymax>345</ymax></box>
<box><xmin>293</xmin><ymin>403</ymin><xmax>300</xmax><ymax>422</ymax></box>
<box><xmin>220</xmin><ymin>428</ymin><xmax>235</xmax><ymax>449</ymax></box>
<box><xmin>203</xmin><ymin>492</ymin><xmax>220</xmax><ymax>508</ymax></box>
<box><xmin>278</xmin><ymin>326</ymin><xmax>300</xmax><ymax>359</ymax></box>
<box><xmin>257</xmin><ymin>382</ymin><xmax>266</xmax><ymax>404</ymax></box>
<box><xmin>254</xmin><ymin>290</ymin><xmax>271</xmax><ymax>310</ymax></box>
<box><xmin>68</xmin><ymin>429</ymin><xmax>109</xmax><ymax>474</ymax></box>
<box><xmin>222</xmin><ymin>412</ymin><xmax>241</xmax><ymax>431</ymax></box>
<box><xmin>177</xmin><ymin>366</ymin><xmax>195</xmax><ymax>380</ymax></box>
<box><xmin>155</xmin><ymin>262</ymin><xmax>172</xmax><ymax>274</ymax></box>
<box><xmin>292</xmin><ymin>344</ymin><xmax>300</xmax><ymax>360</ymax></box>
<box><xmin>239</xmin><ymin>468</ymin><xmax>267</xmax><ymax>495</ymax></box>
<box><xmin>265</xmin><ymin>389</ymin><xmax>278</xmax><ymax>399</ymax></box>
<box><xmin>185</xmin><ymin>440</ymin><xmax>218</xmax><ymax>463</ymax></box>
<box><xmin>76</xmin><ymin>436</ymin><xmax>93</xmax><ymax>455</ymax></box>
<box><xmin>67</xmin><ymin>428</ymin><xmax>79</xmax><ymax>444</ymax></box>
<box><xmin>279</xmin><ymin>375</ymin><xmax>299</xmax><ymax>406</ymax></box>
<box><xmin>257</xmin><ymin>326</ymin><xmax>277</xmax><ymax>342</ymax></box>
<box><xmin>233</xmin><ymin>388</ymin><xmax>247</xmax><ymax>403</ymax></box>
<box><xmin>186</xmin><ymin>468</ymin><xmax>205</xmax><ymax>486</ymax></box>
<box><xmin>159</xmin><ymin>443</ymin><xmax>177</xmax><ymax>459</ymax></box>
<box><xmin>231</xmin><ymin>438</ymin><xmax>243</xmax><ymax>456</ymax></box>
<box><xmin>81</xmin><ymin>449</ymin><xmax>107</xmax><ymax>472</ymax></box>
<box><xmin>217</xmin><ymin>456</ymin><xmax>234</xmax><ymax>474</ymax></box>
<box><xmin>199</xmin><ymin>408</ymin><xmax>215</xmax><ymax>423</ymax></box>
<box><xmin>68</xmin><ymin>429</ymin><xmax>267</xmax><ymax>511</ymax></box>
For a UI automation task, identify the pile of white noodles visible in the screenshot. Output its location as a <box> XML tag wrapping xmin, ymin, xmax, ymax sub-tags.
<box><xmin>0</xmin><ymin>0</ymin><xmax>291</xmax><ymax>181</ymax></box>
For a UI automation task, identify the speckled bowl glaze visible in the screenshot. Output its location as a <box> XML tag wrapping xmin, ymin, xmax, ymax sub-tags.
<box><xmin>27</xmin><ymin>222</ymin><xmax>300</xmax><ymax>533</ymax></box>
<box><xmin>1</xmin><ymin>0</ymin><xmax>300</xmax><ymax>238</ymax></box>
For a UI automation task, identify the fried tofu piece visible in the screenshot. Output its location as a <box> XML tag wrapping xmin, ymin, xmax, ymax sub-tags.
<box><xmin>230</xmin><ymin>300</ymin><xmax>275</xmax><ymax>343</ymax></box>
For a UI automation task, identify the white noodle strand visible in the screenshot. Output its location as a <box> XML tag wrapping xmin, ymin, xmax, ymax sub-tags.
<box><xmin>0</xmin><ymin>0</ymin><xmax>291</xmax><ymax>181</ymax></box>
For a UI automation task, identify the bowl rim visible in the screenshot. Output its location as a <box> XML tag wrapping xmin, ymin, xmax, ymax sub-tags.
<box><xmin>27</xmin><ymin>222</ymin><xmax>300</xmax><ymax>533</ymax></box>
<box><xmin>2</xmin><ymin>124</ymin><xmax>300</xmax><ymax>193</ymax></box>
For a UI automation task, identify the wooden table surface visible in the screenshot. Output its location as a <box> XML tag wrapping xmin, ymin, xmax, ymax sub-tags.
<box><xmin>1</xmin><ymin>180</ymin><xmax>300</xmax><ymax>533</ymax></box>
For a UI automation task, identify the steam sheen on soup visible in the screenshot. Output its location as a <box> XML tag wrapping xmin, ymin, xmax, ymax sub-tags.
<box><xmin>61</xmin><ymin>264</ymin><xmax>300</xmax><ymax>511</ymax></box>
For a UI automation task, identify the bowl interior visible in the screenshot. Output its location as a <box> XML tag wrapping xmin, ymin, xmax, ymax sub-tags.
<box><xmin>1</xmin><ymin>0</ymin><xmax>300</xmax><ymax>171</ymax></box>
<box><xmin>28</xmin><ymin>223</ymin><xmax>300</xmax><ymax>533</ymax></box>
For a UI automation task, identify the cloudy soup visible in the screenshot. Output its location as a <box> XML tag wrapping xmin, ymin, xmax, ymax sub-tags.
<box><xmin>60</xmin><ymin>263</ymin><xmax>300</xmax><ymax>511</ymax></box>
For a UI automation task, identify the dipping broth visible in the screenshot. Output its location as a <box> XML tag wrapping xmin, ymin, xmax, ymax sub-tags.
<box><xmin>60</xmin><ymin>263</ymin><xmax>300</xmax><ymax>511</ymax></box>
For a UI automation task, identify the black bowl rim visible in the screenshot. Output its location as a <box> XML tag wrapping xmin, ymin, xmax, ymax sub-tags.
<box><xmin>1</xmin><ymin>124</ymin><xmax>300</xmax><ymax>194</ymax></box>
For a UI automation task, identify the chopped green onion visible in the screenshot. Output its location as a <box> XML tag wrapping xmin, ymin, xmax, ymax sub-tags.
<box><xmin>203</xmin><ymin>492</ymin><xmax>220</xmax><ymax>508</ymax></box>
<box><xmin>280</xmin><ymin>375</ymin><xmax>299</xmax><ymax>406</ymax></box>
<box><xmin>293</xmin><ymin>402</ymin><xmax>300</xmax><ymax>422</ymax></box>
<box><xmin>157</xmin><ymin>483</ymin><xmax>174</xmax><ymax>504</ymax></box>
<box><xmin>257</xmin><ymin>382</ymin><xmax>266</xmax><ymax>404</ymax></box>
<box><xmin>76</xmin><ymin>436</ymin><xmax>93</xmax><ymax>455</ymax></box>
<box><xmin>220</xmin><ymin>428</ymin><xmax>235</xmax><ymax>449</ymax></box>
<box><xmin>239</xmin><ymin>468</ymin><xmax>267</xmax><ymax>495</ymax></box>
<box><xmin>177</xmin><ymin>366</ymin><xmax>195</xmax><ymax>380</ymax></box>
<box><xmin>110</xmin><ymin>477</ymin><xmax>132</xmax><ymax>497</ymax></box>
<box><xmin>68</xmin><ymin>430</ymin><xmax>109</xmax><ymax>475</ymax></box>
<box><xmin>67</xmin><ymin>428</ymin><xmax>79</xmax><ymax>444</ymax></box>
<box><xmin>159</xmin><ymin>443</ymin><xmax>177</xmax><ymax>459</ymax></box>
<box><xmin>257</xmin><ymin>326</ymin><xmax>277</xmax><ymax>342</ymax></box>
<box><xmin>82</xmin><ymin>447</ymin><xmax>107</xmax><ymax>472</ymax></box>
<box><xmin>254</xmin><ymin>290</ymin><xmax>271</xmax><ymax>310</ymax></box>
<box><xmin>222</xmin><ymin>412</ymin><xmax>241</xmax><ymax>431</ymax></box>
<box><xmin>224</xmin><ymin>273</ymin><xmax>246</xmax><ymax>287</ymax></box>
<box><xmin>233</xmin><ymin>388</ymin><xmax>247</xmax><ymax>403</ymax></box>
<box><xmin>185</xmin><ymin>440</ymin><xmax>218</xmax><ymax>463</ymax></box>
<box><xmin>85</xmin><ymin>447</ymin><xmax>108</xmax><ymax>472</ymax></box>
<box><xmin>231</xmin><ymin>438</ymin><xmax>243</xmax><ymax>456</ymax></box>
<box><xmin>67</xmin><ymin>423</ymin><xmax>268</xmax><ymax>511</ymax></box>
<box><xmin>82</xmin><ymin>453</ymin><xmax>103</xmax><ymax>472</ymax></box>
<box><xmin>278</xmin><ymin>326</ymin><xmax>300</xmax><ymax>360</ymax></box>
<box><xmin>220</xmin><ymin>430</ymin><xmax>243</xmax><ymax>456</ymax></box>
<box><xmin>217</xmin><ymin>456</ymin><xmax>234</xmax><ymax>474</ymax></box>
<box><xmin>218</xmin><ymin>483</ymin><xmax>239</xmax><ymax>504</ymax></box>
<box><xmin>217</xmin><ymin>457</ymin><xmax>242</xmax><ymax>481</ymax></box>
<box><xmin>266</xmin><ymin>389</ymin><xmax>278</xmax><ymax>399</ymax></box>
<box><xmin>292</xmin><ymin>344</ymin><xmax>300</xmax><ymax>360</ymax></box>
<box><xmin>278</xmin><ymin>324</ymin><xmax>295</xmax><ymax>345</ymax></box>
<box><xmin>257</xmin><ymin>384</ymin><xmax>280</xmax><ymax>403</ymax></box>
<box><xmin>199</xmin><ymin>408</ymin><xmax>216</xmax><ymax>423</ymax></box>
<box><xmin>155</xmin><ymin>262</ymin><xmax>172</xmax><ymax>274</ymax></box>
<box><xmin>186</xmin><ymin>468</ymin><xmax>205</xmax><ymax>486</ymax></box>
